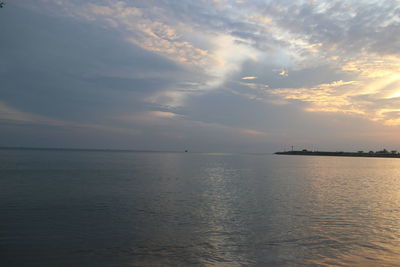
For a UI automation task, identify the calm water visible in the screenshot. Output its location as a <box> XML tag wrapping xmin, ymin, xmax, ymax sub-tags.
<box><xmin>1</xmin><ymin>149</ymin><xmax>400</xmax><ymax>266</ymax></box>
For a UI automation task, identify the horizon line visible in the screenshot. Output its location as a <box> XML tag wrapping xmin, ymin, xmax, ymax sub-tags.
<box><xmin>0</xmin><ymin>146</ymin><xmax>274</xmax><ymax>155</ymax></box>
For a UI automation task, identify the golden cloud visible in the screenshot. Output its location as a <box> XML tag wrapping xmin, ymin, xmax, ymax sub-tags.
<box><xmin>272</xmin><ymin>54</ymin><xmax>400</xmax><ymax>125</ymax></box>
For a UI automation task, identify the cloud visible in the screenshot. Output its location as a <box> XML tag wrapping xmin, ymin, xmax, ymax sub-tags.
<box><xmin>0</xmin><ymin>3</ymin><xmax>198</xmax><ymax>118</ymax></box>
<box><xmin>271</xmin><ymin>61</ymin><xmax>400</xmax><ymax>125</ymax></box>
<box><xmin>16</xmin><ymin>0</ymin><xmax>264</xmax><ymax>108</ymax></box>
<box><xmin>2</xmin><ymin>0</ymin><xmax>400</xmax><ymax>151</ymax></box>
<box><xmin>115</xmin><ymin>109</ymin><xmax>268</xmax><ymax>136</ymax></box>
<box><xmin>0</xmin><ymin>102</ymin><xmax>64</xmax><ymax>126</ymax></box>
<box><xmin>116</xmin><ymin>110</ymin><xmax>183</xmax><ymax>125</ymax></box>
<box><xmin>0</xmin><ymin>101</ymin><xmax>140</xmax><ymax>136</ymax></box>
<box><xmin>278</xmin><ymin>69</ymin><xmax>288</xmax><ymax>77</ymax></box>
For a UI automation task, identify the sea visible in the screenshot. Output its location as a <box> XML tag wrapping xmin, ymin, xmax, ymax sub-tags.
<box><xmin>1</xmin><ymin>148</ymin><xmax>400</xmax><ymax>266</ymax></box>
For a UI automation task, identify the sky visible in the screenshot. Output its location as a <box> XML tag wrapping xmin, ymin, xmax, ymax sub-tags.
<box><xmin>0</xmin><ymin>0</ymin><xmax>399</xmax><ymax>152</ymax></box>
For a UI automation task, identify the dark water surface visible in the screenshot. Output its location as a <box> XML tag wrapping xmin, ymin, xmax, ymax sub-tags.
<box><xmin>1</xmin><ymin>149</ymin><xmax>400</xmax><ymax>266</ymax></box>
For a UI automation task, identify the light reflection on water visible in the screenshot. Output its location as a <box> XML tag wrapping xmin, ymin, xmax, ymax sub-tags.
<box><xmin>1</xmin><ymin>150</ymin><xmax>400</xmax><ymax>266</ymax></box>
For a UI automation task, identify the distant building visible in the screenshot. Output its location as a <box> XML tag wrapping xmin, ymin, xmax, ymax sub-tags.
<box><xmin>376</xmin><ymin>149</ymin><xmax>389</xmax><ymax>154</ymax></box>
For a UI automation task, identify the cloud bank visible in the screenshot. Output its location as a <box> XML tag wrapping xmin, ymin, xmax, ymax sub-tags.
<box><xmin>1</xmin><ymin>0</ymin><xmax>399</xmax><ymax>151</ymax></box>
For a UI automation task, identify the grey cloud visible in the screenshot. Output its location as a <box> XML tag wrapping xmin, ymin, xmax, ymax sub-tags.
<box><xmin>151</xmin><ymin>0</ymin><xmax>400</xmax><ymax>58</ymax></box>
<box><xmin>257</xmin><ymin>0</ymin><xmax>400</xmax><ymax>56</ymax></box>
<box><xmin>61</xmin><ymin>0</ymin><xmax>400</xmax><ymax>59</ymax></box>
<box><xmin>154</xmin><ymin>0</ymin><xmax>400</xmax><ymax>57</ymax></box>
<box><xmin>0</xmin><ymin>4</ymin><xmax>195</xmax><ymax>122</ymax></box>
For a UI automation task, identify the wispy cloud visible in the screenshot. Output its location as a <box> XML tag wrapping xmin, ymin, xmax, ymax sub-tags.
<box><xmin>114</xmin><ymin>110</ymin><xmax>269</xmax><ymax>138</ymax></box>
<box><xmin>241</xmin><ymin>76</ymin><xmax>257</xmax><ymax>80</ymax></box>
<box><xmin>0</xmin><ymin>102</ymin><xmax>65</xmax><ymax>126</ymax></box>
<box><xmin>278</xmin><ymin>69</ymin><xmax>288</xmax><ymax>77</ymax></box>
<box><xmin>0</xmin><ymin>102</ymin><xmax>140</xmax><ymax>136</ymax></box>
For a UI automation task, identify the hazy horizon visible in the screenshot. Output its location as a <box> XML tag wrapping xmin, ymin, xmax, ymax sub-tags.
<box><xmin>1</xmin><ymin>0</ymin><xmax>399</xmax><ymax>153</ymax></box>
<box><xmin>2</xmin><ymin>145</ymin><xmax>400</xmax><ymax>155</ymax></box>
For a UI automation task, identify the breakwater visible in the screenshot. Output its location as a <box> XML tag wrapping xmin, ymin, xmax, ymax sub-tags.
<box><xmin>275</xmin><ymin>150</ymin><xmax>400</xmax><ymax>158</ymax></box>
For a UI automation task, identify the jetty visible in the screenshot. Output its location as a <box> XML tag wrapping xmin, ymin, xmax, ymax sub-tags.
<box><xmin>275</xmin><ymin>149</ymin><xmax>400</xmax><ymax>158</ymax></box>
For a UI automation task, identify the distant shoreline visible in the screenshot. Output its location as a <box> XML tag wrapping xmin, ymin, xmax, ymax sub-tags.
<box><xmin>275</xmin><ymin>150</ymin><xmax>400</xmax><ymax>158</ymax></box>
